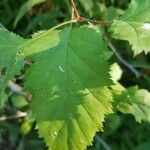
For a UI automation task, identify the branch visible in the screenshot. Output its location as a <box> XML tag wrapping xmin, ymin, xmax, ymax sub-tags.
<box><xmin>71</xmin><ymin>0</ymin><xmax>80</xmax><ymax>19</ymax></box>
<box><xmin>80</xmin><ymin>18</ymin><xmax>109</xmax><ymax>25</ymax></box>
<box><xmin>70</xmin><ymin>0</ymin><xmax>109</xmax><ymax>25</ymax></box>
<box><xmin>0</xmin><ymin>22</ymin><xmax>5</xmax><ymax>28</ymax></box>
<box><xmin>70</xmin><ymin>5</ymin><xmax>75</xmax><ymax>28</ymax></box>
<box><xmin>95</xmin><ymin>135</ymin><xmax>111</xmax><ymax>150</ymax></box>
<box><xmin>8</xmin><ymin>81</ymin><xmax>32</xmax><ymax>102</ymax></box>
<box><xmin>107</xmin><ymin>40</ymin><xmax>142</xmax><ymax>78</ymax></box>
<box><xmin>0</xmin><ymin>111</ymin><xmax>27</xmax><ymax>122</ymax></box>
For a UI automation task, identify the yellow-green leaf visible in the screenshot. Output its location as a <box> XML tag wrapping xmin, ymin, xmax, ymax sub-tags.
<box><xmin>24</xmin><ymin>27</ymin><xmax>113</xmax><ymax>150</ymax></box>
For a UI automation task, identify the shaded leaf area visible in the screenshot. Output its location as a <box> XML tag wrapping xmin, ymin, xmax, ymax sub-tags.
<box><xmin>109</xmin><ymin>0</ymin><xmax>150</xmax><ymax>55</ymax></box>
<box><xmin>0</xmin><ymin>118</ymin><xmax>46</xmax><ymax>150</ymax></box>
<box><xmin>24</xmin><ymin>27</ymin><xmax>113</xmax><ymax>150</ymax></box>
<box><xmin>25</xmin><ymin>10</ymin><xmax>62</xmax><ymax>33</ymax></box>
<box><xmin>0</xmin><ymin>29</ymin><xmax>26</xmax><ymax>107</ymax></box>
<box><xmin>89</xmin><ymin>114</ymin><xmax>150</xmax><ymax>150</ymax></box>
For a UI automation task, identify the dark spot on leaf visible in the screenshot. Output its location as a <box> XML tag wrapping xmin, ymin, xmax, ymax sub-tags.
<box><xmin>1</xmin><ymin>67</ymin><xmax>7</xmax><ymax>76</ymax></box>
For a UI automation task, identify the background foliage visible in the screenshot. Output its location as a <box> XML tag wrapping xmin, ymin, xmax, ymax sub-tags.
<box><xmin>0</xmin><ymin>0</ymin><xmax>150</xmax><ymax>150</ymax></box>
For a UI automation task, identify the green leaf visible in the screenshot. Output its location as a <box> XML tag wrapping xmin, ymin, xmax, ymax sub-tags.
<box><xmin>14</xmin><ymin>0</ymin><xmax>47</xmax><ymax>27</ymax></box>
<box><xmin>133</xmin><ymin>141</ymin><xmax>150</xmax><ymax>150</ymax></box>
<box><xmin>109</xmin><ymin>0</ymin><xmax>150</xmax><ymax>55</ymax></box>
<box><xmin>21</xmin><ymin>119</ymin><xmax>34</xmax><ymax>136</ymax></box>
<box><xmin>110</xmin><ymin>62</ymin><xmax>122</xmax><ymax>82</ymax></box>
<box><xmin>113</xmin><ymin>86</ymin><xmax>150</xmax><ymax>123</ymax></box>
<box><xmin>0</xmin><ymin>29</ymin><xmax>26</xmax><ymax>107</ymax></box>
<box><xmin>105</xmin><ymin>6</ymin><xmax>124</xmax><ymax>21</ymax></box>
<box><xmin>24</xmin><ymin>27</ymin><xmax>113</xmax><ymax>150</ymax></box>
<box><xmin>78</xmin><ymin>0</ymin><xmax>94</xmax><ymax>15</ymax></box>
<box><xmin>53</xmin><ymin>0</ymin><xmax>70</xmax><ymax>13</ymax></box>
<box><xmin>11</xmin><ymin>95</ymin><xmax>29</xmax><ymax>108</ymax></box>
<box><xmin>26</xmin><ymin>10</ymin><xmax>61</xmax><ymax>33</ymax></box>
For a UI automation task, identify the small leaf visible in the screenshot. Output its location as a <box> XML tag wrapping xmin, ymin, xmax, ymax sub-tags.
<box><xmin>105</xmin><ymin>6</ymin><xmax>124</xmax><ymax>21</ymax></box>
<box><xmin>21</xmin><ymin>119</ymin><xmax>34</xmax><ymax>135</ymax></box>
<box><xmin>26</xmin><ymin>10</ymin><xmax>61</xmax><ymax>33</ymax></box>
<box><xmin>14</xmin><ymin>0</ymin><xmax>47</xmax><ymax>27</ymax></box>
<box><xmin>109</xmin><ymin>0</ymin><xmax>150</xmax><ymax>55</ymax></box>
<box><xmin>113</xmin><ymin>86</ymin><xmax>150</xmax><ymax>123</ymax></box>
<box><xmin>110</xmin><ymin>62</ymin><xmax>122</xmax><ymax>82</ymax></box>
<box><xmin>78</xmin><ymin>0</ymin><xmax>94</xmax><ymax>15</ymax></box>
<box><xmin>0</xmin><ymin>29</ymin><xmax>26</xmax><ymax>107</ymax></box>
<box><xmin>24</xmin><ymin>27</ymin><xmax>113</xmax><ymax>150</ymax></box>
<box><xmin>11</xmin><ymin>95</ymin><xmax>29</xmax><ymax>108</ymax></box>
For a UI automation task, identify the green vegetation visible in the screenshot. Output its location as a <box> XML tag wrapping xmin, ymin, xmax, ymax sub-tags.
<box><xmin>0</xmin><ymin>0</ymin><xmax>150</xmax><ymax>150</ymax></box>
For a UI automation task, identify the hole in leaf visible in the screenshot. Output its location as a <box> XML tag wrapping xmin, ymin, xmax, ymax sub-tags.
<box><xmin>24</xmin><ymin>59</ymin><xmax>34</xmax><ymax>66</ymax></box>
<box><xmin>0</xmin><ymin>67</ymin><xmax>7</xmax><ymax>76</ymax></box>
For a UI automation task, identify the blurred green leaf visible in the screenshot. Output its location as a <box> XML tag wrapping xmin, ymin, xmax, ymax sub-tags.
<box><xmin>21</xmin><ymin>119</ymin><xmax>33</xmax><ymax>135</ymax></box>
<box><xmin>114</xmin><ymin>86</ymin><xmax>150</xmax><ymax>123</ymax></box>
<box><xmin>133</xmin><ymin>141</ymin><xmax>150</xmax><ymax>150</ymax></box>
<box><xmin>110</xmin><ymin>62</ymin><xmax>123</xmax><ymax>82</ymax></box>
<box><xmin>106</xmin><ymin>114</ymin><xmax>121</xmax><ymax>135</ymax></box>
<box><xmin>14</xmin><ymin>0</ymin><xmax>47</xmax><ymax>27</ymax></box>
<box><xmin>78</xmin><ymin>0</ymin><xmax>94</xmax><ymax>16</ymax></box>
<box><xmin>11</xmin><ymin>95</ymin><xmax>29</xmax><ymax>108</ymax></box>
<box><xmin>26</xmin><ymin>10</ymin><xmax>62</xmax><ymax>33</ymax></box>
<box><xmin>105</xmin><ymin>6</ymin><xmax>124</xmax><ymax>21</ymax></box>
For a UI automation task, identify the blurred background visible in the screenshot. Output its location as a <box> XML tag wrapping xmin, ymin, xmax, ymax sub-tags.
<box><xmin>0</xmin><ymin>0</ymin><xmax>150</xmax><ymax>150</ymax></box>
